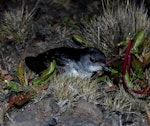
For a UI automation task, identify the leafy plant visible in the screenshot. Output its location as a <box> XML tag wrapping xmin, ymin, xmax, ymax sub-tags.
<box><xmin>122</xmin><ymin>30</ymin><xmax>150</xmax><ymax>94</ymax></box>
<box><xmin>6</xmin><ymin>60</ymin><xmax>56</xmax><ymax>92</ymax></box>
<box><xmin>1</xmin><ymin>60</ymin><xmax>56</xmax><ymax>109</ymax></box>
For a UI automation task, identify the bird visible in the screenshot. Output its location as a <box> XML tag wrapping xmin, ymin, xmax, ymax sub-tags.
<box><xmin>25</xmin><ymin>47</ymin><xmax>110</xmax><ymax>78</ymax></box>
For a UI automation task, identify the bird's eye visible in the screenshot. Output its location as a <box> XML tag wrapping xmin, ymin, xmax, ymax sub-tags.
<box><xmin>90</xmin><ymin>57</ymin><xmax>96</xmax><ymax>63</ymax></box>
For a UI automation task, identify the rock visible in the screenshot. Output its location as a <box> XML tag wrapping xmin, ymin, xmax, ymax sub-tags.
<box><xmin>58</xmin><ymin>100</ymin><xmax>103</xmax><ymax>125</ymax></box>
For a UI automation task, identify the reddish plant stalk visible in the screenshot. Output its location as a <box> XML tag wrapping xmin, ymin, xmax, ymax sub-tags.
<box><xmin>122</xmin><ymin>40</ymin><xmax>150</xmax><ymax>94</ymax></box>
<box><xmin>122</xmin><ymin>40</ymin><xmax>133</xmax><ymax>75</ymax></box>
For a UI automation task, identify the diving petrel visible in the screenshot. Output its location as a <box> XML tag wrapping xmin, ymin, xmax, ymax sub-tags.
<box><xmin>25</xmin><ymin>47</ymin><xmax>109</xmax><ymax>78</ymax></box>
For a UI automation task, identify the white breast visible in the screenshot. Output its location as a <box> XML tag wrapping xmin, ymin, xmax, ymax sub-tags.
<box><xmin>63</xmin><ymin>62</ymin><xmax>93</xmax><ymax>78</ymax></box>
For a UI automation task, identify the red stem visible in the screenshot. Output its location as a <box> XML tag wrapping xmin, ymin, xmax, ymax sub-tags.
<box><xmin>122</xmin><ymin>40</ymin><xmax>133</xmax><ymax>75</ymax></box>
<box><xmin>122</xmin><ymin>40</ymin><xmax>150</xmax><ymax>94</ymax></box>
<box><xmin>127</xmin><ymin>54</ymin><xmax>132</xmax><ymax>74</ymax></box>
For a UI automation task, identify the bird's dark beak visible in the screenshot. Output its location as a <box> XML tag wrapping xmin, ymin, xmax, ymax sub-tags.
<box><xmin>102</xmin><ymin>65</ymin><xmax>111</xmax><ymax>76</ymax></box>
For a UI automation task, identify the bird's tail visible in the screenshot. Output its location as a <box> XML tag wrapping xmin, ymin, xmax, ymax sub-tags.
<box><xmin>25</xmin><ymin>56</ymin><xmax>46</xmax><ymax>74</ymax></box>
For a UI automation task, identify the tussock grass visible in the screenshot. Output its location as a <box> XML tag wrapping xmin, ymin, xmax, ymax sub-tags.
<box><xmin>0</xmin><ymin>0</ymin><xmax>41</xmax><ymax>44</ymax></box>
<box><xmin>48</xmin><ymin>75</ymin><xmax>100</xmax><ymax>108</ymax></box>
<box><xmin>82</xmin><ymin>0</ymin><xmax>150</xmax><ymax>57</ymax></box>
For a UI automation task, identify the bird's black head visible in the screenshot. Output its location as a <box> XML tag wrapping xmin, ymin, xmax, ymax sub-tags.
<box><xmin>86</xmin><ymin>47</ymin><xmax>106</xmax><ymax>63</ymax></box>
<box><xmin>79</xmin><ymin>47</ymin><xmax>109</xmax><ymax>73</ymax></box>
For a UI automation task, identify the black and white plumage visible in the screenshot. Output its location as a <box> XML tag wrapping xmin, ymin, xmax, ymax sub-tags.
<box><xmin>25</xmin><ymin>47</ymin><xmax>109</xmax><ymax>78</ymax></box>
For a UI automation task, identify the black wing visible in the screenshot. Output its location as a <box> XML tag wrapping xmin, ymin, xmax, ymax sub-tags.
<box><xmin>25</xmin><ymin>47</ymin><xmax>81</xmax><ymax>74</ymax></box>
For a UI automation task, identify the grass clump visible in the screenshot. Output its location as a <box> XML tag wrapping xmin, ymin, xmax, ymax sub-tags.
<box><xmin>49</xmin><ymin>75</ymin><xmax>100</xmax><ymax>108</ymax></box>
<box><xmin>0</xmin><ymin>8</ymin><xmax>34</xmax><ymax>43</ymax></box>
<box><xmin>81</xmin><ymin>0</ymin><xmax>150</xmax><ymax>58</ymax></box>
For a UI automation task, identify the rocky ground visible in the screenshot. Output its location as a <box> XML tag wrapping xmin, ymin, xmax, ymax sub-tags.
<box><xmin>0</xmin><ymin>0</ymin><xmax>150</xmax><ymax>126</ymax></box>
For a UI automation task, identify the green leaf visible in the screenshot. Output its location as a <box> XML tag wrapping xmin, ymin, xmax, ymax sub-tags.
<box><xmin>33</xmin><ymin>60</ymin><xmax>56</xmax><ymax>85</ymax></box>
<box><xmin>72</xmin><ymin>34</ymin><xmax>89</xmax><ymax>46</ymax></box>
<box><xmin>17</xmin><ymin>63</ymin><xmax>25</xmax><ymax>87</ymax></box>
<box><xmin>131</xmin><ymin>29</ymin><xmax>145</xmax><ymax>53</ymax></box>
<box><xmin>34</xmin><ymin>69</ymin><xmax>57</xmax><ymax>86</ymax></box>
<box><xmin>124</xmin><ymin>71</ymin><xmax>135</xmax><ymax>89</ymax></box>
<box><xmin>110</xmin><ymin>68</ymin><xmax>119</xmax><ymax>74</ymax></box>
<box><xmin>131</xmin><ymin>56</ymin><xmax>144</xmax><ymax>79</ymax></box>
<box><xmin>6</xmin><ymin>81</ymin><xmax>21</xmax><ymax>93</ymax></box>
<box><xmin>96</xmin><ymin>75</ymin><xmax>108</xmax><ymax>82</ymax></box>
<box><xmin>118</xmin><ymin>34</ymin><xmax>132</xmax><ymax>47</ymax></box>
<box><xmin>40</xmin><ymin>60</ymin><xmax>56</xmax><ymax>79</ymax></box>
